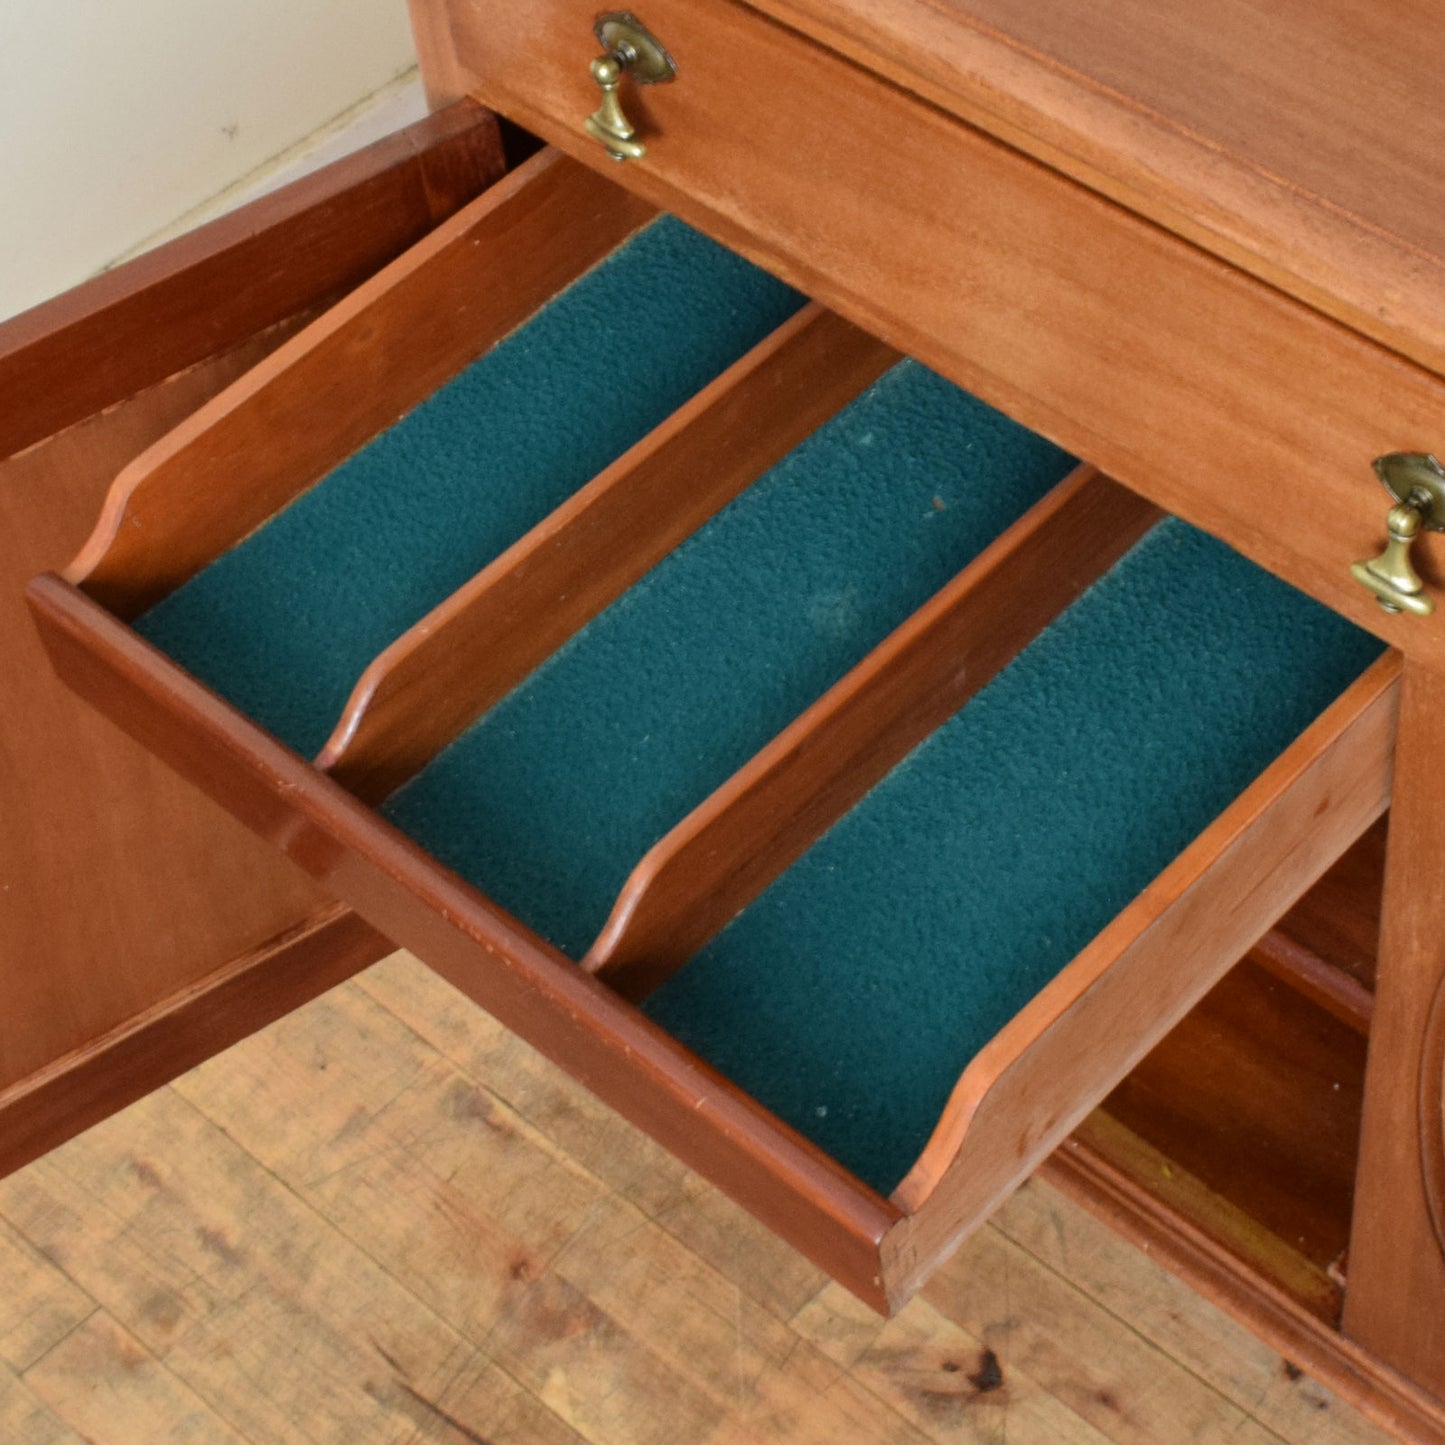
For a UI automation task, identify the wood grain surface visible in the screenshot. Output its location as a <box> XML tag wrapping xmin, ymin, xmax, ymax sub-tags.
<box><xmin>67</xmin><ymin>149</ymin><xmax>656</xmax><ymax>619</ymax></box>
<box><xmin>1042</xmin><ymin>1131</ymin><xmax>1441</xmax><ymax>1445</ymax></box>
<box><xmin>23</xmin><ymin>574</ymin><xmax>1402</xmax><ymax>1318</ymax></box>
<box><xmin>1422</xmin><ymin>970</ymin><xmax>1445</xmax><ymax>1263</ymax></box>
<box><xmin>0</xmin><ymin>100</ymin><xmax>504</xmax><ymax>461</ymax></box>
<box><xmin>1095</xmin><ymin>953</ymin><xmax>1367</xmax><ymax>1318</ymax></box>
<box><xmin>1275</xmin><ymin>818</ymin><xmax>1386</xmax><ymax>993</ymax></box>
<box><xmin>0</xmin><ymin>349</ymin><xmax>327</xmax><ymax>1093</ymax></box>
<box><xmin>0</xmin><ymin>905</ymin><xmax>389</xmax><ymax>1182</ymax></box>
<box><xmin>27</xmin><ymin>574</ymin><xmax>903</xmax><ymax>1310</ymax></box>
<box><xmin>408</xmin><ymin>0</ymin><xmax>474</xmax><ymax>108</ymax></box>
<box><xmin>1070</xmin><ymin>1110</ymin><xmax>1344</xmax><ymax>1326</ymax></box>
<box><xmin>587</xmin><ymin>468</ymin><xmax>1159</xmax><ymax>997</ymax></box>
<box><xmin>440</xmin><ymin>0</ymin><xmax>1445</xmax><ymax>672</ymax></box>
<box><xmin>884</xmin><ymin>653</ymin><xmax>1399</xmax><ymax>1302</ymax></box>
<box><xmin>0</xmin><ymin>106</ymin><xmax>503</xmax><ymax>1147</ymax></box>
<box><xmin>1251</xmin><ymin>930</ymin><xmax>1374</xmax><ymax>1037</ymax></box>
<box><xmin>697</xmin><ymin>0</ymin><xmax>1445</xmax><ymax>383</ymax></box>
<box><xmin>320</xmin><ymin>305</ymin><xmax>896</xmax><ymax>800</ymax></box>
<box><xmin>0</xmin><ymin>948</ymin><xmax>1399</xmax><ymax>1443</ymax></box>
<box><xmin>1342</xmin><ymin>659</ymin><xmax>1445</xmax><ymax>1400</ymax></box>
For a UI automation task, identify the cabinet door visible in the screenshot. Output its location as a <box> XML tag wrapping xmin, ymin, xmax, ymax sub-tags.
<box><xmin>0</xmin><ymin>100</ymin><xmax>504</xmax><ymax>1175</ymax></box>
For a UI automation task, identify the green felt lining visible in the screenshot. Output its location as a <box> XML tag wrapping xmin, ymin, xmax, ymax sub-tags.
<box><xmin>380</xmin><ymin>359</ymin><xmax>1077</xmax><ymax>956</ymax></box>
<box><xmin>135</xmin><ymin>216</ymin><xmax>804</xmax><ymax>758</ymax></box>
<box><xmin>642</xmin><ymin>519</ymin><xmax>1383</xmax><ymax>1194</ymax></box>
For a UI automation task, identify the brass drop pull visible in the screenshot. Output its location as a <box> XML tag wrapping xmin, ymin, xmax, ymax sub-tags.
<box><xmin>585</xmin><ymin>13</ymin><xmax>676</xmax><ymax>162</ymax></box>
<box><xmin>1351</xmin><ymin>453</ymin><xmax>1445</xmax><ymax>618</ymax></box>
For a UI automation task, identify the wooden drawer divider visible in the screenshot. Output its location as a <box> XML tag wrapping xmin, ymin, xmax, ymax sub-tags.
<box><xmin>23</xmin><ymin>135</ymin><xmax>1404</xmax><ymax>1314</ymax></box>
<box><xmin>319</xmin><ymin>303</ymin><xmax>898</xmax><ymax>801</ymax></box>
<box><xmin>24</xmin><ymin>571</ymin><xmax>907</xmax><ymax>1307</ymax></box>
<box><xmin>25</xmin><ymin>569</ymin><xmax>1399</xmax><ymax>1311</ymax></box>
<box><xmin>586</xmin><ymin>465</ymin><xmax>1160</xmax><ymax>997</ymax></box>
<box><xmin>66</xmin><ymin>149</ymin><xmax>658</xmax><ymax>619</ymax></box>
<box><xmin>884</xmin><ymin>652</ymin><xmax>1397</xmax><ymax>1303</ymax></box>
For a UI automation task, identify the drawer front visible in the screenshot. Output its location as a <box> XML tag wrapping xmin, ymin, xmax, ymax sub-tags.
<box><xmin>29</xmin><ymin>149</ymin><xmax>1399</xmax><ymax>1312</ymax></box>
<box><xmin>443</xmin><ymin>0</ymin><xmax>1445</xmax><ymax>663</ymax></box>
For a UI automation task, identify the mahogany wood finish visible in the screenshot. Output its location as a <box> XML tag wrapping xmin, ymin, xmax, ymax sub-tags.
<box><xmin>440</xmin><ymin>0</ymin><xmax>1445</xmax><ymax>672</ymax></box>
<box><xmin>1424</xmin><ymin>973</ymin><xmax>1445</xmax><ymax>1260</ymax></box>
<box><xmin>0</xmin><ymin>105</ymin><xmax>506</xmax><ymax>1148</ymax></box>
<box><xmin>25</xmin><ymin>574</ymin><xmax>903</xmax><ymax>1310</ymax></box>
<box><xmin>17</xmin><ymin>0</ymin><xmax>1445</xmax><ymax>1413</ymax></box>
<box><xmin>724</xmin><ymin>0</ymin><xmax>1445</xmax><ymax>386</ymax></box>
<box><xmin>319</xmin><ymin>305</ymin><xmax>897</xmax><ymax>800</ymax></box>
<box><xmin>1252</xmin><ymin>928</ymin><xmax>1374</xmax><ymax>1036</ymax></box>
<box><xmin>0</xmin><ymin>349</ymin><xmax>325</xmax><ymax>1092</ymax></box>
<box><xmin>1343</xmin><ymin>659</ymin><xmax>1445</xmax><ymax>1400</ymax></box>
<box><xmin>1275</xmin><ymin>816</ymin><xmax>1386</xmax><ymax>993</ymax></box>
<box><xmin>0</xmin><ymin>100</ymin><xmax>504</xmax><ymax>462</ymax></box>
<box><xmin>409</xmin><ymin>0</ymin><xmax>474</xmax><ymax>109</ymax></box>
<box><xmin>68</xmin><ymin>150</ymin><xmax>656</xmax><ymax>619</ymax></box>
<box><xmin>0</xmin><ymin>905</ymin><xmax>389</xmax><ymax>1181</ymax></box>
<box><xmin>882</xmin><ymin>654</ymin><xmax>1399</xmax><ymax>1306</ymax></box>
<box><xmin>587</xmin><ymin>467</ymin><xmax>1160</xmax><ymax>998</ymax></box>
<box><xmin>1069</xmin><ymin>1110</ymin><xmax>1343</xmax><ymax>1325</ymax></box>
<box><xmin>1098</xmin><ymin>953</ymin><xmax>1367</xmax><ymax>1312</ymax></box>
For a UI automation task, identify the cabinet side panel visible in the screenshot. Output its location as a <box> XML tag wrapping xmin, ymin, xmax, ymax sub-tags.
<box><xmin>408</xmin><ymin>0</ymin><xmax>471</xmax><ymax>108</ymax></box>
<box><xmin>1342</xmin><ymin>659</ymin><xmax>1445</xmax><ymax>1399</ymax></box>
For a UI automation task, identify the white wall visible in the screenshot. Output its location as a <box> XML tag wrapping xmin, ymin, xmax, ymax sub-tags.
<box><xmin>0</xmin><ymin>1</ymin><xmax>419</xmax><ymax>321</ymax></box>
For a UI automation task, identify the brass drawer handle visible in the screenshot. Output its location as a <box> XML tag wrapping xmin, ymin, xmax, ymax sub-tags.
<box><xmin>585</xmin><ymin>13</ymin><xmax>676</xmax><ymax>162</ymax></box>
<box><xmin>1351</xmin><ymin>453</ymin><xmax>1445</xmax><ymax>617</ymax></box>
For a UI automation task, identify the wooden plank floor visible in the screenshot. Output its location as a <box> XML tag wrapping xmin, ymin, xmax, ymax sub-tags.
<box><xmin>0</xmin><ymin>951</ymin><xmax>1396</xmax><ymax>1445</ymax></box>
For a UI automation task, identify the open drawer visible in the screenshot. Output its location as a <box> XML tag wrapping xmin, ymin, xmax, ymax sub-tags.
<box><xmin>27</xmin><ymin>145</ymin><xmax>1398</xmax><ymax>1312</ymax></box>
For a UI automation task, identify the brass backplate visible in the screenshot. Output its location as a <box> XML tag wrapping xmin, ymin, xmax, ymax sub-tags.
<box><xmin>1374</xmin><ymin>452</ymin><xmax>1445</xmax><ymax>531</ymax></box>
<box><xmin>594</xmin><ymin>13</ymin><xmax>676</xmax><ymax>84</ymax></box>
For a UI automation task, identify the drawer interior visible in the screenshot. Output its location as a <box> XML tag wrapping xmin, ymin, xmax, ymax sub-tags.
<box><xmin>639</xmin><ymin>519</ymin><xmax>1382</xmax><ymax>1194</ymax></box>
<box><xmin>35</xmin><ymin>146</ymin><xmax>1398</xmax><ymax>1310</ymax></box>
<box><xmin>379</xmin><ymin>358</ymin><xmax>1076</xmax><ymax>955</ymax></box>
<box><xmin>117</xmin><ymin>276</ymin><xmax>1381</xmax><ymax>1200</ymax></box>
<box><xmin>132</xmin><ymin>213</ymin><xmax>804</xmax><ymax>758</ymax></box>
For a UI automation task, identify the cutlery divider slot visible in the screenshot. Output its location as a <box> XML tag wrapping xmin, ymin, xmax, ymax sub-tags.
<box><xmin>639</xmin><ymin>520</ymin><xmax>1390</xmax><ymax>1198</ymax></box>
<box><xmin>321</xmin><ymin>304</ymin><xmax>898</xmax><ymax>800</ymax></box>
<box><xmin>68</xmin><ymin>151</ymin><xmax>811</xmax><ymax>763</ymax></box>
<box><xmin>587</xmin><ymin>465</ymin><xmax>1160</xmax><ymax>996</ymax></box>
<box><xmin>378</xmin><ymin>358</ymin><xmax>1081</xmax><ymax>959</ymax></box>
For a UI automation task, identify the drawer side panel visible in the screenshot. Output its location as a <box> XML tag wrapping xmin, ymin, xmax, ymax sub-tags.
<box><xmin>882</xmin><ymin>653</ymin><xmax>1399</xmax><ymax>1304</ymax></box>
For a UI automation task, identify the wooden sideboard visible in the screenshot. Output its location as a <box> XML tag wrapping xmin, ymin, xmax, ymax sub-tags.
<box><xmin>408</xmin><ymin>0</ymin><xmax>1445</xmax><ymax>1426</ymax></box>
<box><xmin>8</xmin><ymin>2</ymin><xmax>1445</xmax><ymax>1438</ymax></box>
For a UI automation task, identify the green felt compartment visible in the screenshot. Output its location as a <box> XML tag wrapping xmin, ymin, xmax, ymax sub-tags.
<box><xmin>380</xmin><ymin>359</ymin><xmax>1077</xmax><ymax>956</ymax></box>
<box><xmin>134</xmin><ymin>216</ymin><xmax>804</xmax><ymax>758</ymax></box>
<box><xmin>642</xmin><ymin>519</ymin><xmax>1384</xmax><ymax>1195</ymax></box>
